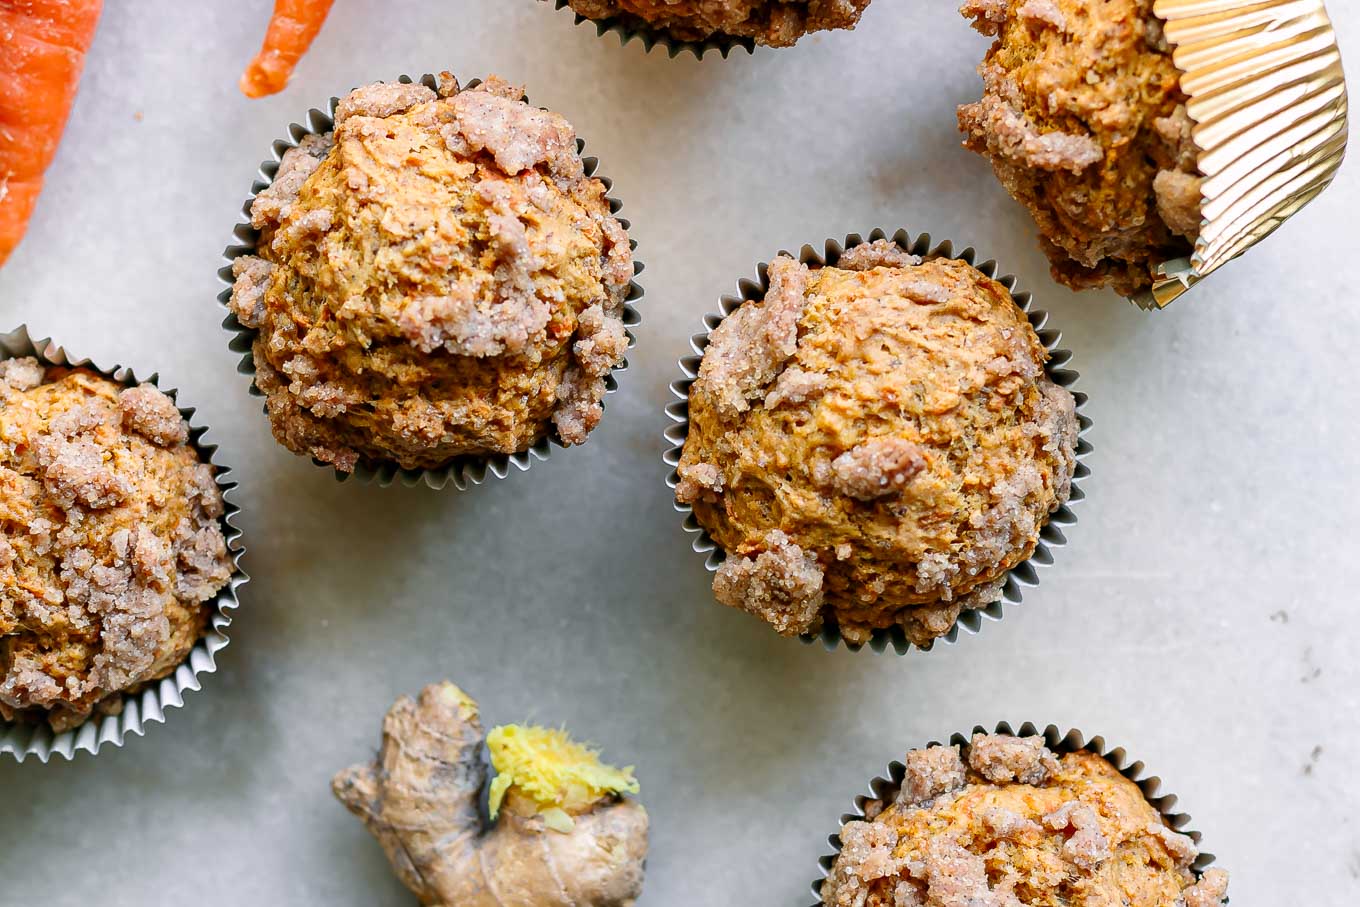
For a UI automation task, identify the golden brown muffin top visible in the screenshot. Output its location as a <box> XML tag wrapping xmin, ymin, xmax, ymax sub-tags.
<box><xmin>231</xmin><ymin>75</ymin><xmax>633</xmax><ymax>471</ymax></box>
<box><xmin>565</xmin><ymin>0</ymin><xmax>872</xmax><ymax>47</ymax></box>
<box><xmin>0</xmin><ymin>361</ymin><xmax>232</xmax><ymax>731</ymax></box>
<box><xmin>676</xmin><ymin>242</ymin><xmax>1077</xmax><ymax>646</ymax></box>
<box><xmin>822</xmin><ymin>734</ymin><xmax>1230</xmax><ymax>907</ymax></box>
<box><xmin>958</xmin><ymin>0</ymin><xmax>1201</xmax><ymax>295</ymax></box>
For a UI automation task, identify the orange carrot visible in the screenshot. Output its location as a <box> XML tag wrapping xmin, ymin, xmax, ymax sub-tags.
<box><xmin>0</xmin><ymin>0</ymin><xmax>103</xmax><ymax>267</ymax></box>
<box><xmin>240</xmin><ymin>0</ymin><xmax>336</xmax><ymax>99</ymax></box>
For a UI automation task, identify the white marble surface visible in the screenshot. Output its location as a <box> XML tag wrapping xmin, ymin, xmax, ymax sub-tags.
<box><xmin>1</xmin><ymin>0</ymin><xmax>1357</xmax><ymax>902</ymax></box>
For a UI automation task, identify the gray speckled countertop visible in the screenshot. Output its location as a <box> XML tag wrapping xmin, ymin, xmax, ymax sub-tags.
<box><xmin>1</xmin><ymin>1</ymin><xmax>1358</xmax><ymax>903</ymax></box>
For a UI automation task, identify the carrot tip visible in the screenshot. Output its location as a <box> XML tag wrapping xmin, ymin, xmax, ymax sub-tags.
<box><xmin>240</xmin><ymin>0</ymin><xmax>336</xmax><ymax>99</ymax></box>
<box><xmin>239</xmin><ymin>70</ymin><xmax>277</xmax><ymax>99</ymax></box>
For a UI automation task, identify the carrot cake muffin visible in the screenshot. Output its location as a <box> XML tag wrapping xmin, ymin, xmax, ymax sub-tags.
<box><xmin>0</xmin><ymin>360</ymin><xmax>232</xmax><ymax>732</ymax></box>
<box><xmin>675</xmin><ymin>241</ymin><xmax>1078</xmax><ymax>646</ymax></box>
<box><xmin>230</xmin><ymin>75</ymin><xmax>633</xmax><ymax>472</ymax></box>
<box><xmin>562</xmin><ymin>0</ymin><xmax>872</xmax><ymax>47</ymax></box>
<box><xmin>822</xmin><ymin>733</ymin><xmax>1230</xmax><ymax>906</ymax></box>
<box><xmin>958</xmin><ymin>0</ymin><xmax>1201</xmax><ymax>296</ymax></box>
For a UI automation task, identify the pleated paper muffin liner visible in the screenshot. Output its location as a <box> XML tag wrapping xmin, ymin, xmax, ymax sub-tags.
<box><xmin>0</xmin><ymin>326</ymin><xmax>248</xmax><ymax>763</ymax></box>
<box><xmin>218</xmin><ymin>73</ymin><xmax>644</xmax><ymax>490</ymax></box>
<box><xmin>664</xmin><ymin>229</ymin><xmax>1092</xmax><ymax>654</ymax></box>
<box><xmin>1137</xmin><ymin>0</ymin><xmax>1349</xmax><ymax>309</ymax></box>
<box><xmin>541</xmin><ymin>0</ymin><xmax>756</xmax><ymax>59</ymax></box>
<box><xmin>810</xmin><ymin>721</ymin><xmax>1222</xmax><ymax>905</ymax></box>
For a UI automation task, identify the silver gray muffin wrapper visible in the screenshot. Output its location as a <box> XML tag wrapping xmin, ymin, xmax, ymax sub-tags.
<box><xmin>542</xmin><ymin>0</ymin><xmax>756</xmax><ymax>59</ymax></box>
<box><xmin>217</xmin><ymin>73</ymin><xmax>644</xmax><ymax>490</ymax></box>
<box><xmin>663</xmin><ymin>229</ymin><xmax>1092</xmax><ymax>654</ymax></box>
<box><xmin>0</xmin><ymin>325</ymin><xmax>248</xmax><ymax>763</ymax></box>
<box><xmin>810</xmin><ymin>721</ymin><xmax>1221</xmax><ymax>905</ymax></box>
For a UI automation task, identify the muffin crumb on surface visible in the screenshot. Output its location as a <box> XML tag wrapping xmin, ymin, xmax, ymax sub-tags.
<box><xmin>1</xmin><ymin>363</ymin><xmax>232</xmax><ymax>732</ymax></box>
<box><xmin>677</xmin><ymin>245</ymin><xmax>1078</xmax><ymax>646</ymax></box>
<box><xmin>822</xmin><ymin>734</ymin><xmax>1229</xmax><ymax>907</ymax></box>
<box><xmin>231</xmin><ymin>76</ymin><xmax>632</xmax><ymax>471</ymax></box>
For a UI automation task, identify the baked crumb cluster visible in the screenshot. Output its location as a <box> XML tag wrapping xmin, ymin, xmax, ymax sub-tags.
<box><xmin>676</xmin><ymin>241</ymin><xmax>1077</xmax><ymax>646</ymax></box>
<box><xmin>0</xmin><ymin>361</ymin><xmax>232</xmax><ymax>731</ymax></box>
<box><xmin>231</xmin><ymin>75</ymin><xmax>633</xmax><ymax>472</ymax></box>
<box><xmin>958</xmin><ymin>0</ymin><xmax>1202</xmax><ymax>295</ymax></box>
<box><xmin>822</xmin><ymin>734</ymin><xmax>1231</xmax><ymax>907</ymax></box>
<box><xmin>565</xmin><ymin>0</ymin><xmax>872</xmax><ymax>46</ymax></box>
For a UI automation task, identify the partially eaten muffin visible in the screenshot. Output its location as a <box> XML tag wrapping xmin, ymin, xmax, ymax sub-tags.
<box><xmin>958</xmin><ymin>0</ymin><xmax>1202</xmax><ymax>296</ymax></box>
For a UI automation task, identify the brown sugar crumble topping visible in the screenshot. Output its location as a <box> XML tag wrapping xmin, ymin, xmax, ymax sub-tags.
<box><xmin>230</xmin><ymin>75</ymin><xmax>633</xmax><ymax>472</ymax></box>
<box><xmin>958</xmin><ymin>0</ymin><xmax>1202</xmax><ymax>296</ymax></box>
<box><xmin>0</xmin><ymin>362</ymin><xmax>232</xmax><ymax>732</ymax></box>
<box><xmin>822</xmin><ymin>734</ymin><xmax>1230</xmax><ymax>907</ymax></box>
<box><xmin>711</xmin><ymin>529</ymin><xmax>824</xmax><ymax>636</ymax></box>
<box><xmin>564</xmin><ymin>0</ymin><xmax>873</xmax><ymax>47</ymax></box>
<box><xmin>676</xmin><ymin>240</ymin><xmax>1078</xmax><ymax>646</ymax></box>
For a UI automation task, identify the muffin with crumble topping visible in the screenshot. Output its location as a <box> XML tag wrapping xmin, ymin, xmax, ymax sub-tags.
<box><xmin>673</xmin><ymin>238</ymin><xmax>1078</xmax><ymax>648</ymax></box>
<box><xmin>229</xmin><ymin>74</ymin><xmax>635</xmax><ymax>474</ymax></box>
<box><xmin>821</xmin><ymin>732</ymin><xmax>1229</xmax><ymax>907</ymax></box>
<box><xmin>558</xmin><ymin>0</ymin><xmax>873</xmax><ymax>48</ymax></box>
<box><xmin>0</xmin><ymin>359</ymin><xmax>232</xmax><ymax>732</ymax></box>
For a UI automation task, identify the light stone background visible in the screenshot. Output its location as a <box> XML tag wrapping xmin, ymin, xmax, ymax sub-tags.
<box><xmin>1</xmin><ymin>0</ymin><xmax>1357</xmax><ymax>903</ymax></box>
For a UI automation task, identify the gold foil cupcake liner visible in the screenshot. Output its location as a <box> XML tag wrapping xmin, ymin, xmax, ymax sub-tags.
<box><xmin>810</xmin><ymin>721</ymin><xmax>1221</xmax><ymax>904</ymax></box>
<box><xmin>0</xmin><ymin>326</ymin><xmax>248</xmax><ymax>763</ymax></box>
<box><xmin>541</xmin><ymin>0</ymin><xmax>756</xmax><ymax>59</ymax></box>
<box><xmin>218</xmin><ymin>73</ymin><xmax>644</xmax><ymax>490</ymax></box>
<box><xmin>1139</xmin><ymin>0</ymin><xmax>1349</xmax><ymax>309</ymax></box>
<box><xmin>663</xmin><ymin>229</ymin><xmax>1092</xmax><ymax>654</ymax></box>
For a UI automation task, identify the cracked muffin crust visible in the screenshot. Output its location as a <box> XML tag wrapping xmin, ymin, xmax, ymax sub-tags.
<box><xmin>563</xmin><ymin>0</ymin><xmax>872</xmax><ymax>47</ymax></box>
<box><xmin>230</xmin><ymin>75</ymin><xmax>633</xmax><ymax>472</ymax></box>
<box><xmin>0</xmin><ymin>361</ymin><xmax>232</xmax><ymax>732</ymax></box>
<box><xmin>675</xmin><ymin>242</ymin><xmax>1077</xmax><ymax>647</ymax></box>
<box><xmin>821</xmin><ymin>734</ymin><xmax>1230</xmax><ymax>907</ymax></box>
<box><xmin>958</xmin><ymin>0</ymin><xmax>1202</xmax><ymax>296</ymax></box>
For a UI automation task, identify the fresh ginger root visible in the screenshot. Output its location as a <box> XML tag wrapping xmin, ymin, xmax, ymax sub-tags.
<box><xmin>332</xmin><ymin>682</ymin><xmax>648</xmax><ymax>907</ymax></box>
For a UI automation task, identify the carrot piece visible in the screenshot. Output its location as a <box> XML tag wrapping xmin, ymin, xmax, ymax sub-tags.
<box><xmin>240</xmin><ymin>0</ymin><xmax>336</xmax><ymax>99</ymax></box>
<box><xmin>0</xmin><ymin>0</ymin><xmax>103</xmax><ymax>266</ymax></box>
<box><xmin>0</xmin><ymin>180</ymin><xmax>42</xmax><ymax>265</ymax></box>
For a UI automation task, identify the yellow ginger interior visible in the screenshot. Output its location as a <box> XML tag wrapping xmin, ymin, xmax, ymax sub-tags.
<box><xmin>487</xmin><ymin>724</ymin><xmax>639</xmax><ymax>829</ymax></box>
